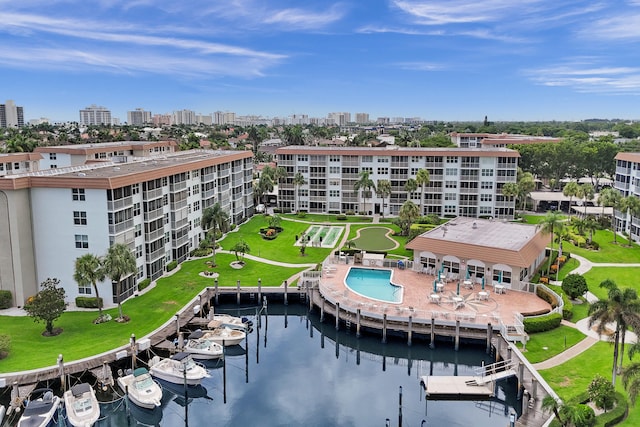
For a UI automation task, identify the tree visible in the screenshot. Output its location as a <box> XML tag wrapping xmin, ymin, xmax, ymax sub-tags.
<box><xmin>622</xmin><ymin>341</ymin><xmax>640</xmax><ymax>406</ymax></box>
<box><xmin>103</xmin><ymin>243</ymin><xmax>137</xmax><ymax>322</ymax></box>
<box><xmin>561</xmin><ymin>274</ymin><xmax>588</xmax><ymax>299</ymax></box>
<box><xmin>563</xmin><ymin>181</ymin><xmax>580</xmax><ymax>218</ymax></box>
<box><xmin>542</xmin><ymin>395</ymin><xmax>595</xmax><ymax>427</ymax></box>
<box><xmin>254</xmin><ymin>174</ymin><xmax>274</xmax><ymax>205</ymax></box>
<box><xmin>293</xmin><ymin>172</ymin><xmax>306</xmax><ymax>213</ymax></box>
<box><xmin>501</xmin><ymin>182</ymin><xmax>519</xmax><ymax>209</ymax></box>
<box><xmin>230</xmin><ymin>240</ymin><xmax>250</xmax><ymax>262</ymax></box>
<box><xmin>404</xmin><ymin>178</ymin><xmax>417</xmax><ymax>196</ymax></box>
<box><xmin>621</xmin><ymin>196</ymin><xmax>640</xmax><ymax>244</ymax></box>
<box><xmin>577</xmin><ymin>183</ymin><xmax>595</xmax><ymax>216</ymax></box>
<box><xmin>24</xmin><ymin>278</ymin><xmax>67</xmax><ymax>336</ymax></box>
<box><xmin>272</xmin><ymin>166</ymin><xmax>288</xmax><ymax>211</ymax></box>
<box><xmin>74</xmin><ymin>253</ymin><xmax>106</xmax><ymax>322</ymax></box>
<box><xmin>375</xmin><ymin>179</ymin><xmax>392</xmax><ymax>217</ymax></box>
<box><xmin>588</xmin><ymin>279</ymin><xmax>640</xmax><ymax>385</ymax></box>
<box><xmin>587</xmin><ymin>374</ymin><xmax>616</xmax><ymax>411</ymax></box>
<box><xmin>540</xmin><ymin>210</ymin><xmax>565</xmax><ymax>276</ymax></box>
<box><xmin>202</xmin><ymin>202</ymin><xmax>230</xmax><ymax>266</ymax></box>
<box><xmin>353</xmin><ymin>170</ymin><xmax>375</xmax><ymax>215</ymax></box>
<box><xmin>397</xmin><ymin>200</ymin><xmax>420</xmax><ymax>236</ymax></box>
<box><xmin>416</xmin><ymin>169</ymin><xmax>430</xmax><ymax>216</ymax></box>
<box><xmin>517</xmin><ymin>170</ymin><xmax>536</xmax><ymax>210</ymax></box>
<box><xmin>598</xmin><ymin>187</ymin><xmax>623</xmax><ymax>244</ymax></box>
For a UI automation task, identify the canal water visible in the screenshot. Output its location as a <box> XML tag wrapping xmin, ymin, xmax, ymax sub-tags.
<box><xmin>6</xmin><ymin>303</ymin><xmax>521</xmax><ymax>426</ymax></box>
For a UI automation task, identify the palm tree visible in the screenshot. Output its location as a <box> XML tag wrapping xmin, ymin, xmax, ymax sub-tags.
<box><xmin>230</xmin><ymin>240</ymin><xmax>250</xmax><ymax>262</ymax></box>
<box><xmin>599</xmin><ymin>187</ymin><xmax>623</xmax><ymax>244</ymax></box>
<box><xmin>254</xmin><ymin>174</ymin><xmax>274</xmax><ymax>205</ymax></box>
<box><xmin>577</xmin><ymin>183</ymin><xmax>595</xmax><ymax>216</ymax></box>
<box><xmin>622</xmin><ymin>342</ymin><xmax>640</xmax><ymax>406</ymax></box>
<box><xmin>273</xmin><ymin>166</ymin><xmax>288</xmax><ymax>211</ymax></box>
<box><xmin>353</xmin><ymin>170</ymin><xmax>375</xmax><ymax>215</ymax></box>
<box><xmin>589</xmin><ymin>279</ymin><xmax>640</xmax><ymax>385</ymax></box>
<box><xmin>563</xmin><ymin>181</ymin><xmax>580</xmax><ymax>219</ymax></box>
<box><xmin>517</xmin><ymin>170</ymin><xmax>536</xmax><ymax>211</ymax></box>
<box><xmin>404</xmin><ymin>178</ymin><xmax>417</xmax><ymax>199</ymax></box>
<box><xmin>541</xmin><ymin>395</ymin><xmax>565</xmax><ymax>426</ymax></box>
<box><xmin>73</xmin><ymin>254</ymin><xmax>106</xmax><ymax>321</ymax></box>
<box><xmin>375</xmin><ymin>179</ymin><xmax>392</xmax><ymax>217</ymax></box>
<box><xmin>398</xmin><ymin>200</ymin><xmax>420</xmax><ymax>236</ymax></box>
<box><xmin>416</xmin><ymin>169</ymin><xmax>430</xmax><ymax>216</ymax></box>
<box><xmin>501</xmin><ymin>182</ymin><xmax>519</xmax><ymax>209</ymax></box>
<box><xmin>621</xmin><ymin>195</ymin><xmax>640</xmax><ymax>244</ymax></box>
<box><xmin>540</xmin><ymin>210</ymin><xmax>565</xmax><ymax>276</ymax></box>
<box><xmin>293</xmin><ymin>172</ymin><xmax>306</xmax><ymax>213</ymax></box>
<box><xmin>583</xmin><ymin>215</ymin><xmax>599</xmax><ymax>244</ymax></box>
<box><xmin>201</xmin><ymin>202</ymin><xmax>230</xmax><ymax>266</ymax></box>
<box><xmin>103</xmin><ymin>243</ymin><xmax>137</xmax><ymax>321</ymax></box>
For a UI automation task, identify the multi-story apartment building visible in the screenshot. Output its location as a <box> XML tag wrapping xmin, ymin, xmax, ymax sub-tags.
<box><xmin>79</xmin><ymin>105</ymin><xmax>112</xmax><ymax>126</ymax></box>
<box><xmin>450</xmin><ymin>132</ymin><xmax>560</xmax><ymax>148</ymax></box>
<box><xmin>127</xmin><ymin>108</ymin><xmax>152</xmax><ymax>126</ymax></box>
<box><xmin>355</xmin><ymin>113</ymin><xmax>370</xmax><ymax>124</ymax></box>
<box><xmin>0</xmin><ymin>142</ymin><xmax>253</xmax><ymax>307</ymax></box>
<box><xmin>614</xmin><ymin>152</ymin><xmax>640</xmax><ymax>241</ymax></box>
<box><xmin>275</xmin><ymin>146</ymin><xmax>518</xmax><ymax>219</ymax></box>
<box><xmin>0</xmin><ymin>100</ymin><xmax>25</xmax><ymax>128</ymax></box>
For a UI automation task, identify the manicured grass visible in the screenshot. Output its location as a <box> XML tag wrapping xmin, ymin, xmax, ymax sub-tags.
<box><xmin>0</xmin><ymin>252</ymin><xmax>305</xmax><ymax>372</ymax></box>
<box><xmin>517</xmin><ymin>325</ymin><xmax>586</xmax><ymax>364</ymax></box>
<box><xmin>570</xmin><ymin>299</ymin><xmax>591</xmax><ymax>322</ymax></box>
<box><xmin>583</xmin><ymin>267</ymin><xmax>640</xmax><ymax>300</ymax></box>
<box><xmin>557</xmin><ymin>257</ymin><xmax>580</xmax><ymax>281</ymax></box>
<box><xmin>350</xmin><ymin>226</ymin><xmax>398</xmax><ymax>251</ymax></box>
<box><xmin>281</xmin><ymin>213</ymin><xmax>373</xmax><ymax>223</ymax></box>
<box><xmin>220</xmin><ymin>216</ymin><xmax>334</xmax><ymax>264</ymax></box>
<box><xmin>345</xmin><ymin>224</ymin><xmax>413</xmax><ymax>257</ymax></box>
<box><xmin>562</xmin><ymin>229</ymin><xmax>640</xmax><ymax>263</ymax></box>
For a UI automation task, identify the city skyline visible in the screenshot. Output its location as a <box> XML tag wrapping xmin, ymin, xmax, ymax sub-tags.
<box><xmin>2</xmin><ymin>1</ymin><xmax>640</xmax><ymax>123</ymax></box>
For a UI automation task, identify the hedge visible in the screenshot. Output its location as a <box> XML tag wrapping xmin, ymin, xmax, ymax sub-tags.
<box><xmin>549</xmin><ymin>391</ymin><xmax>628</xmax><ymax>427</ymax></box>
<box><xmin>138</xmin><ymin>278</ymin><xmax>151</xmax><ymax>291</ymax></box>
<box><xmin>75</xmin><ymin>296</ymin><xmax>104</xmax><ymax>309</ymax></box>
<box><xmin>523</xmin><ymin>312</ymin><xmax>562</xmax><ymax>333</ymax></box>
<box><xmin>166</xmin><ymin>260</ymin><xmax>178</xmax><ymax>271</ymax></box>
<box><xmin>0</xmin><ymin>290</ymin><xmax>12</xmax><ymax>309</ymax></box>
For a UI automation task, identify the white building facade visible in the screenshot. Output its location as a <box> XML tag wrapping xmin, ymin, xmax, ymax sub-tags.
<box><xmin>275</xmin><ymin>146</ymin><xmax>518</xmax><ymax>218</ymax></box>
<box><xmin>614</xmin><ymin>152</ymin><xmax>640</xmax><ymax>242</ymax></box>
<box><xmin>0</xmin><ymin>143</ymin><xmax>254</xmax><ymax>307</ymax></box>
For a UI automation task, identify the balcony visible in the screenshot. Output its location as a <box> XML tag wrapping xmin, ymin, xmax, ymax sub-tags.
<box><xmin>143</xmin><ymin>208</ymin><xmax>163</xmax><ymax>222</ymax></box>
<box><xmin>170</xmin><ymin>199</ymin><xmax>188</xmax><ymax>211</ymax></box>
<box><xmin>146</xmin><ymin>248</ymin><xmax>165</xmax><ymax>263</ymax></box>
<box><xmin>172</xmin><ymin>234</ymin><xmax>189</xmax><ymax>248</ymax></box>
<box><xmin>145</xmin><ymin>227</ymin><xmax>164</xmax><ymax>242</ymax></box>
<box><xmin>170</xmin><ymin>181</ymin><xmax>187</xmax><ymax>192</ymax></box>
<box><xmin>202</xmin><ymin>173</ymin><xmax>215</xmax><ymax>182</ymax></box>
<box><xmin>171</xmin><ymin>217</ymin><xmax>188</xmax><ymax>229</ymax></box>
<box><xmin>107</xmin><ymin>196</ymin><xmax>133</xmax><ymax>211</ymax></box>
<box><xmin>143</xmin><ymin>187</ymin><xmax>163</xmax><ymax>200</ymax></box>
<box><xmin>108</xmin><ymin>218</ymin><xmax>134</xmax><ymax>235</ymax></box>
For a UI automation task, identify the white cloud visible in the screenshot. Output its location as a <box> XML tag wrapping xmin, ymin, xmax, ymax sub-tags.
<box><xmin>391</xmin><ymin>0</ymin><xmax>539</xmax><ymax>25</ymax></box>
<box><xmin>577</xmin><ymin>13</ymin><xmax>640</xmax><ymax>41</ymax></box>
<box><xmin>395</xmin><ymin>61</ymin><xmax>447</xmax><ymax>71</ymax></box>
<box><xmin>263</xmin><ymin>5</ymin><xmax>345</xmax><ymax>29</ymax></box>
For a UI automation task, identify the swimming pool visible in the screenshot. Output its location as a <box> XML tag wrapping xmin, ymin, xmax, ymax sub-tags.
<box><xmin>344</xmin><ymin>267</ymin><xmax>403</xmax><ymax>303</ymax></box>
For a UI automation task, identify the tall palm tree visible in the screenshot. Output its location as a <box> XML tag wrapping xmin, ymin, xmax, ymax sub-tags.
<box><xmin>353</xmin><ymin>170</ymin><xmax>375</xmax><ymax>215</ymax></box>
<box><xmin>622</xmin><ymin>342</ymin><xmax>640</xmax><ymax>406</ymax></box>
<box><xmin>202</xmin><ymin>202</ymin><xmax>230</xmax><ymax>266</ymax></box>
<box><xmin>517</xmin><ymin>170</ymin><xmax>536</xmax><ymax>211</ymax></box>
<box><xmin>577</xmin><ymin>183</ymin><xmax>595</xmax><ymax>216</ymax></box>
<box><xmin>563</xmin><ymin>181</ymin><xmax>580</xmax><ymax>219</ymax></box>
<box><xmin>599</xmin><ymin>187</ymin><xmax>623</xmax><ymax>244</ymax></box>
<box><xmin>103</xmin><ymin>243</ymin><xmax>137</xmax><ymax>321</ymax></box>
<box><xmin>273</xmin><ymin>166</ymin><xmax>288</xmax><ymax>211</ymax></box>
<box><xmin>501</xmin><ymin>182</ymin><xmax>519</xmax><ymax>209</ymax></box>
<box><xmin>292</xmin><ymin>172</ymin><xmax>306</xmax><ymax>213</ymax></box>
<box><xmin>540</xmin><ymin>210</ymin><xmax>565</xmax><ymax>276</ymax></box>
<box><xmin>589</xmin><ymin>279</ymin><xmax>640</xmax><ymax>385</ymax></box>
<box><xmin>416</xmin><ymin>169</ymin><xmax>430</xmax><ymax>216</ymax></box>
<box><xmin>621</xmin><ymin>195</ymin><xmax>640</xmax><ymax>244</ymax></box>
<box><xmin>73</xmin><ymin>253</ymin><xmax>106</xmax><ymax>320</ymax></box>
<box><xmin>375</xmin><ymin>179</ymin><xmax>392</xmax><ymax>217</ymax></box>
<box><xmin>398</xmin><ymin>200</ymin><xmax>420</xmax><ymax>236</ymax></box>
<box><xmin>404</xmin><ymin>178</ymin><xmax>417</xmax><ymax>198</ymax></box>
<box><xmin>254</xmin><ymin>174</ymin><xmax>274</xmax><ymax>205</ymax></box>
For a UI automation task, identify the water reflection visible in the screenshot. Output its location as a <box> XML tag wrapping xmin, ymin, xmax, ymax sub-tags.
<box><xmin>94</xmin><ymin>303</ymin><xmax>519</xmax><ymax>426</ymax></box>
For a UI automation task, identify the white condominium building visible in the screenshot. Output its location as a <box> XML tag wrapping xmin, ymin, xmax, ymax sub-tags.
<box><xmin>0</xmin><ymin>142</ymin><xmax>254</xmax><ymax>307</ymax></box>
<box><xmin>79</xmin><ymin>104</ymin><xmax>112</xmax><ymax>126</ymax></box>
<box><xmin>275</xmin><ymin>146</ymin><xmax>518</xmax><ymax>218</ymax></box>
<box><xmin>614</xmin><ymin>152</ymin><xmax>640</xmax><ymax>241</ymax></box>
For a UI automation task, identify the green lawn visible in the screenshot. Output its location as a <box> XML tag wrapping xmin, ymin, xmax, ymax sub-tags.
<box><xmin>220</xmin><ymin>216</ymin><xmax>334</xmax><ymax>264</ymax></box>
<box><xmin>345</xmin><ymin>224</ymin><xmax>413</xmax><ymax>257</ymax></box>
<box><xmin>0</xmin><ymin>252</ymin><xmax>305</xmax><ymax>372</ymax></box>
<box><xmin>517</xmin><ymin>325</ymin><xmax>586</xmax><ymax>364</ymax></box>
<box><xmin>583</xmin><ymin>267</ymin><xmax>640</xmax><ymax>300</ymax></box>
<box><xmin>281</xmin><ymin>213</ymin><xmax>373</xmax><ymax>223</ymax></box>
<box><xmin>350</xmin><ymin>226</ymin><xmax>398</xmax><ymax>251</ymax></box>
<box><xmin>562</xmin><ymin>229</ymin><xmax>640</xmax><ymax>263</ymax></box>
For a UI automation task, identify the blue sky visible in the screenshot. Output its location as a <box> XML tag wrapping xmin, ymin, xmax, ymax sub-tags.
<box><xmin>2</xmin><ymin>0</ymin><xmax>640</xmax><ymax>123</ymax></box>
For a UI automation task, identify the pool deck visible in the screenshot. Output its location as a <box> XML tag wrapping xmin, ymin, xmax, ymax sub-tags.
<box><xmin>319</xmin><ymin>263</ymin><xmax>551</xmax><ymax>326</ymax></box>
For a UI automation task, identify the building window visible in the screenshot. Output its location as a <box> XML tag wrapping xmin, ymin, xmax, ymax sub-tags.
<box><xmin>329</xmin><ymin>190</ymin><xmax>340</xmax><ymax>197</ymax></box>
<box><xmin>481</xmin><ymin>169</ymin><xmax>494</xmax><ymax>177</ymax></box>
<box><xmin>192</xmin><ymin>184</ymin><xmax>200</xmax><ymax>195</ymax></box>
<box><xmin>72</xmin><ymin>188</ymin><xmax>86</xmax><ymax>201</ymax></box>
<box><xmin>481</xmin><ymin>182</ymin><xmax>494</xmax><ymax>189</ymax></box>
<box><xmin>51</xmin><ymin>165</ymin><xmax>57</xmax><ymax>169</ymax></box>
<box><xmin>135</xmin><ymin>223</ymin><xmax>142</xmax><ymax>238</ymax></box>
<box><xmin>445</xmin><ymin>181</ymin><xmax>457</xmax><ymax>189</ymax></box>
<box><xmin>49</xmin><ymin>153</ymin><xmax>57</xmax><ymax>160</ymax></box>
<box><xmin>78</xmin><ymin>284</ymin><xmax>91</xmax><ymax>294</ymax></box>
<box><xmin>132</xmin><ymin>183</ymin><xmax>140</xmax><ymax>194</ymax></box>
<box><xmin>75</xmin><ymin>234</ymin><xmax>89</xmax><ymax>249</ymax></box>
<box><xmin>445</xmin><ymin>168</ymin><xmax>457</xmax><ymax>176</ymax></box>
<box><xmin>73</xmin><ymin>211</ymin><xmax>87</xmax><ymax>225</ymax></box>
<box><xmin>193</xmin><ymin>201</ymin><xmax>200</xmax><ymax>212</ymax></box>
<box><xmin>480</xmin><ymin>194</ymin><xmax>493</xmax><ymax>202</ymax></box>
<box><xmin>135</xmin><ymin>245</ymin><xmax>143</xmax><ymax>258</ymax></box>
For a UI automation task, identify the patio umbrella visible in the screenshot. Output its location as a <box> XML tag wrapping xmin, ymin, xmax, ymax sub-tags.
<box><xmin>456</xmin><ymin>281</ymin><xmax>460</xmax><ymax>295</ymax></box>
<box><xmin>465</xmin><ymin>267</ymin><xmax>470</xmax><ymax>280</ymax></box>
<box><xmin>481</xmin><ymin>276</ymin><xmax>485</xmax><ymax>290</ymax></box>
<box><xmin>433</xmin><ymin>280</ymin><xmax>437</xmax><ymax>293</ymax></box>
<box><xmin>499</xmin><ymin>270</ymin><xmax>503</xmax><ymax>284</ymax></box>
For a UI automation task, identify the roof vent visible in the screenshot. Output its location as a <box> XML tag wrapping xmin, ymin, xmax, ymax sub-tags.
<box><xmin>77</xmin><ymin>172</ymin><xmax>86</xmax><ymax>177</ymax></box>
<box><xmin>472</xmin><ymin>221</ymin><xmax>477</xmax><ymax>229</ymax></box>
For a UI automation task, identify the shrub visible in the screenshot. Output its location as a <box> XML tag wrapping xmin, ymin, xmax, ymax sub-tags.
<box><xmin>0</xmin><ymin>334</ymin><xmax>10</xmax><ymax>357</ymax></box>
<box><xmin>588</xmin><ymin>374</ymin><xmax>616</xmax><ymax>411</ymax></box>
<box><xmin>523</xmin><ymin>312</ymin><xmax>562</xmax><ymax>333</ymax></box>
<box><xmin>0</xmin><ymin>290</ymin><xmax>12</xmax><ymax>309</ymax></box>
<box><xmin>562</xmin><ymin>274</ymin><xmax>588</xmax><ymax>299</ymax></box>
<box><xmin>589</xmin><ymin>241</ymin><xmax>600</xmax><ymax>250</ymax></box>
<box><xmin>190</xmin><ymin>247</ymin><xmax>213</xmax><ymax>257</ymax></box>
<box><xmin>598</xmin><ymin>392</ymin><xmax>628</xmax><ymax>427</ymax></box>
<box><xmin>574</xmin><ymin>404</ymin><xmax>596</xmax><ymax>427</ymax></box>
<box><xmin>138</xmin><ymin>278</ymin><xmax>151</xmax><ymax>291</ymax></box>
<box><xmin>336</xmin><ymin>214</ymin><xmax>347</xmax><ymax>220</ymax></box>
<box><xmin>166</xmin><ymin>260</ymin><xmax>178</xmax><ymax>271</ymax></box>
<box><xmin>345</xmin><ymin>211</ymin><xmax>355</xmax><ymax>216</ymax></box>
<box><xmin>75</xmin><ymin>296</ymin><xmax>103</xmax><ymax>309</ymax></box>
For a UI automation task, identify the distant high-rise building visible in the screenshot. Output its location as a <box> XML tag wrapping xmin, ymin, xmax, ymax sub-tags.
<box><xmin>172</xmin><ymin>109</ymin><xmax>197</xmax><ymax>125</ymax></box>
<box><xmin>79</xmin><ymin>104</ymin><xmax>112</xmax><ymax>125</ymax></box>
<box><xmin>355</xmin><ymin>113</ymin><xmax>369</xmax><ymax>124</ymax></box>
<box><xmin>196</xmin><ymin>113</ymin><xmax>213</xmax><ymax>125</ymax></box>
<box><xmin>376</xmin><ymin>117</ymin><xmax>390</xmax><ymax>125</ymax></box>
<box><xmin>127</xmin><ymin>108</ymin><xmax>152</xmax><ymax>126</ymax></box>
<box><xmin>152</xmin><ymin>114</ymin><xmax>172</xmax><ymax>126</ymax></box>
<box><xmin>0</xmin><ymin>100</ymin><xmax>25</xmax><ymax>128</ymax></box>
<box><xmin>213</xmin><ymin>111</ymin><xmax>236</xmax><ymax>126</ymax></box>
<box><xmin>328</xmin><ymin>112</ymin><xmax>351</xmax><ymax>126</ymax></box>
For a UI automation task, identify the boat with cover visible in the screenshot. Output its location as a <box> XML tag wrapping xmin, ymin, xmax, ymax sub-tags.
<box><xmin>200</xmin><ymin>326</ymin><xmax>246</xmax><ymax>346</ymax></box>
<box><xmin>117</xmin><ymin>368</ymin><xmax>162</xmax><ymax>409</ymax></box>
<box><xmin>182</xmin><ymin>330</ymin><xmax>224</xmax><ymax>360</ymax></box>
<box><xmin>207</xmin><ymin>314</ymin><xmax>251</xmax><ymax>331</ymax></box>
<box><xmin>63</xmin><ymin>383</ymin><xmax>100</xmax><ymax>427</ymax></box>
<box><xmin>148</xmin><ymin>353</ymin><xmax>210</xmax><ymax>386</ymax></box>
<box><xmin>17</xmin><ymin>388</ymin><xmax>60</xmax><ymax>427</ymax></box>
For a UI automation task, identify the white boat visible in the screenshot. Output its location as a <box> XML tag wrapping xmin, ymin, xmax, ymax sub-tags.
<box><xmin>201</xmin><ymin>327</ymin><xmax>246</xmax><ymax>347</ymax></box>
<box><xmin>17</xmin><ymin>388</ymin><xmax>60</xmax><ymax>427</ymax></box>
<box><xmin>63</xmin><ymin>383</ymin><xmax>100</xmax><ymax>427</ymax></box>
<box><xmin>148</xmin><ymin>353</ymin><xmax>210</xmax><ymax>386</ymax></box>
<box><xmin>117</xmin><ymin>368</ymin><xmax>162</xmax><ymax>409</ymax></box>
<box><xmin>182</xmin><ymin>331</ymin><xmax>224</xmax><ymax>360</ymax></box>
<box><xmin>207</xmin><ymin>314</ymin><xmax>251</xmax><ymax>331</ymax></box>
